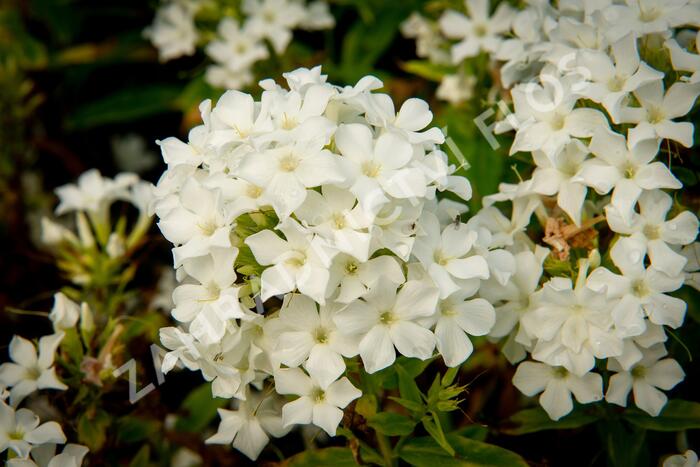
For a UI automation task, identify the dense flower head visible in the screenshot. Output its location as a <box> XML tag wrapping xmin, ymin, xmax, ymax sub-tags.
<box><xmin>146</xmin><ymin>0</ymin><xmax>334</xmax><ymax>89</ymax></box>
<box><xmin>403</xmin><ymin>0</ymin><xmax>700</xmax><ymax>421</ymax></box>
<box><xmin>151</xmin><ymin>66</ymin><xmax>511</xmax><ymax>458</ymax></box>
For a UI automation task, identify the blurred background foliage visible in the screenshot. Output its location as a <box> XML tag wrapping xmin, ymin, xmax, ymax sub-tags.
<box><xmin>1</xmin><ymin>0</ymin><xmax>699</xmax><ymax>466</ymax></box>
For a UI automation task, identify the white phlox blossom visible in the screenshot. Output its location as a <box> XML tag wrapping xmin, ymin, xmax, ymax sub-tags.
<box><xmin>401</xmin><ymin>0</ymin><xmax>700</xmax><ymax>421</ymax></box>
<box><xmin>146</xmin><ymin>0</ymin><xmax>334</xmax><ymax>89</ymax></box>
<box><xmin>151</xmin><ymin>67</ymin><xmax>505</xmax><ymax>457</ymax></box>
<box><xmin>0</xmin><ymin>334</ymin><xmax>67</xmax><ymax>407</ymax></box>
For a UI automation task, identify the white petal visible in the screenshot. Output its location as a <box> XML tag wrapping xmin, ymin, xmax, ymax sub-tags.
<box><xmin>435</xmin><ymin>319</ymin><xmax>473</xmax><ymax>367</ymax></box>
<box><xmin>359</xmin><ymin>326</ymin><xmax>396</xmax><ymax>374</ymax></box>
<box><xmin>312</xmin><ymin>403</ymin><xmax>344</xmax><ymax>436</ymax></box>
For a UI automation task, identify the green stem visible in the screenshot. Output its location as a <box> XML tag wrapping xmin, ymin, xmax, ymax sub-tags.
<box><xmin>376</xmin><ymin>432</ymin><xmax>394</xmax><ymax>467</ymax></box>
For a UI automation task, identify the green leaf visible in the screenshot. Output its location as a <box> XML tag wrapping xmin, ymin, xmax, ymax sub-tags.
<box><xmin>175</xmin><ymin>383</ymin><xmax>228</xmax><ymax>433</ymax></box>
<box><xmin>422</xmin><ymin>412</ymin><xmax>455</xmax><ymax>456</ymax></box>
<box><xmin>502</xmin><ymin>406</ymin><xmax>597</xmax><ymax>435</ymax></box>
<box><xmin>624</xmin><ymin>400</ymin><xmax>700</xmax><ymax>431</ymax></box>
<box><xmin>368</xmin><ymin>412</ymin><xmax>417</xmax><ymax>436</ymax></box>
<box><xmin>437</xmin><ymin>107</ymin><xmax>507</xmax><ymax>210</ymax></box>
<box><xmin>442</xmin><ymin>367</ymin><xmax>460</xmax><ymax>386</ymax></box>
<box><xmin>401</xmin><ymin>60</ymin><xmax>455</xmax><ymax>82</ymax></box>
<box><xmin>66</xmin><ymin>85</ymin><xmax>181</xmax><ymax>129</ymax></box>
<box><xmin>355</xmin><ymin>394</ymin><xmax>378</xmax><ymax>419</ymax></box>
<box><xmin>453</xmin><ymin>425</ymin><xmax>489</xmax><ymax>442</ymax></box>
<box><xmin>128</xmin><ymin>444</ymin><xmax>150</xmax><ymax>467</ymax></box>
<box><xmin>117</xmin><ymin>416</ymin><xmax>160</xmax><ymax>444</ymax></box>
<box><xmin>597</xmin><ymin>419</ymin><xmax>647</xmax><ymax>467</ymax></box>
<box><xmin>399</xmin><ymin>434</ymin><xmax>529</xmax><ymax>467</ymax></box>
<box><xmin>285</xmin><ymin>447</ymin><xmax>358</xmax><ymax>466</ymax></box>
<box><xmin>388</xmin><ymin>396</ymin><xmax>425</xmax><ymax>413</ymax></box>
<box><xmin>78</xmin><ymin>409</ymin><xmax>111</xmax><ymax>452</ymax></box>
<box><xmin>396</xmin><ymin>363</ymin><xmax>424</xmax><ymax>408</ymax></box>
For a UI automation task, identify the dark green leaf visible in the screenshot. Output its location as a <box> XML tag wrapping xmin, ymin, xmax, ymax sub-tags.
<box><xmin>285</xmin><ymin>447</ymin><xmax>358</xmax><ymax>466</ymax></box>
<box><xmin>501</xmin><ymin>406</ymin><xmax>597</xmax><ymax>435</ymax></box>
<box><xmin>78</xmin><ymin>409</ymin><xmax>111</xmax><ymax>452</ymax></box>
<box><xmin>624</xmin><ymin>400</ymin><xmax>700</xmax><ymax>431</ymax></box>
<box><xmin>368</xmin><ymin>412</ymin><xmax>417</xmax><ymax>436</ymax></box>
<box><xmin>396</xmin><ymin>363</ymin><xmax>424</xmax><ymax>407</ymax></box>
<box><xmin>597</xmin><ymin>419</ymin><xmax>647</xmax><ymax>467</ymax></box>
<box><xmin>401</xmin><ymin>60</ymin><xmax>455</xmax><ymax>82</ymax></box>
<box><xmin>175</xmin><ymin>383</ymin><xmax>228</xmax><ymax>433</ymax></box>
<box><xmin>66</xmin><ymin>85</ymin><xmax>181</xmax><ymax>129</ymax></box>
<box><xmin>399</xmin><ymin>434</ymin><xmax>529</xmax><ymax>467</ymax></box>
<box><xmin>117</xmin><ymin>416</ymin><xmax>160</xmax><ymax>444</ymax></box>
<box><xmin>128</xmin><ymin>444</ymin><xmax>150</xmax><ymax>467</ymax></box>
<box><xmin>388</xmin><ymin>396</ymin><xmax>425</xmax><ymax>413</ymax></box>
<box><xmin>422</xmin><ymin>412</ymin><xmax>455</xmax><ymax>456</ymax></box>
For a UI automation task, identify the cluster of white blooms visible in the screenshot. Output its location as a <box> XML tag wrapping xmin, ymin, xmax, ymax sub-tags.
<box><xmin>0</xmin><ymin>294</ymin><xmax>90</xmax><ymax>466</ymax></box>
<box><xmin>145</xmin><ymin>0</ymin><xmax>334</xmax><ymax>89</ymax></box>
<box><xmin>152</xmin><ymin>65</ymin><xmax>514</xmax><ymax>459</ymax></box>
<box><xmin>403</xmin><ymin>0</ymin><xmax>700</xmax><ymax>420</ymax></box>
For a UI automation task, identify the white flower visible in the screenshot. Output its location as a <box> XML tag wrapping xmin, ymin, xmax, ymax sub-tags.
<box><xmin>299</xmin><ymin>1</ymin><xmax>335</xmax><ymax>30</ymax></box>
<box><xmin>506</xmin><ymin>73</ymin><xmax>609</xmax><ymax>161</ymax></box>
<box><xmin>480</xmin><ymin>247</ymin><xmax>548</xmax><ymax>363</ymax></box>
<box><xmin>243</xmin><ymin>0</ymin><xmax>306</xmax><ymax>54</ymax></box>
<box><xmin>326</xmin><ymin>254</ymin><xmax>404</xmax><ymax>304</ymax></box>
<box><xmin>606</xmin><ymin>345</ymin><xmax>685</xmax><ymax>416</ymax></box>
<box><xmin>245</xmin><ymin>219</ymin><xmax>337</xmax><ymax>304</ymax></box>
<box><xmin>412</xmin><ymin>212</ymin><xmax>490</xmax><ymax>298</ymax></box>
<box><xmin>513</xmin><ymin>361</ymin><xmax>603</xmax><ymax>421</ymax></box>
<box><xmin>682</xmin><ymin>242</ymin><xmax>700</xmax><ymax>291</ymax></box>
<box><xmin>588</xmin><ymin>237</ymin><xmax>686</xmax><ymax>330</ymax></box>
<box><xmin>530</xmin><ymin>140</ymin><xmax>589</xmax><ymax>225</ymax></box>
<box><xmin>427</xmin><ymin>290</ymin><xmax>495</xmax><ymax>367</ymax></box>
<box><xmin>576</xmin><ymin>128</ymin><xmax>681</xmax><ymax>224</ymax></box>
<box><xmin>294</xmin><ymin>186</ymin><xmax>373</xmax><ymax>262</ymax></box>
<box><xmin>205</xmin><ymin>18</ymin><xmax>269</xmax><ymax>73</ymax></box>
<box><xmin>666</xmin><ymin>33</ymin><xmax>700</xmax><ymax>83</ymax></box>
<box><xmin>577</xmin><ymin>33</ymin><xmax>663</xmax><ymax>122</ymax></box>
<box><xmin>236</xmin><ymin>134</ymin><xmax>345</xmax><ymax>219</ymax></box>
<box><xmin>436</xmin><ymin>73</ymin><xmax>476</xmax><ymax>104</ymax></box>
<box><xmin>0</xmin><ymin>402</ymin><xmax>66</xmax><ymax>458</ymax></box>
<box><xmin>48</xmin><ymin>293</ymin><xmax>80</xmax><ymax>332</ymax></box>
<box><xmin>335</xmin><ymin>123</ymin><xmax>425</xmax><ymax>213</ymax></box>
<box><xmin>7</xmin><ymin>443</ymin><xmax>89</xmax><ymax>467</ymax></box>
<box><xmin>333</xmin><ymin>279</ymin><xmax>439</xmax><ymax>373</ymax></box>
<box><xmin>439</xmin><ymin>0</ymin><xmax>515</xmax><ymax>63</ymax></box>
<box><xmin>363</xmin><ymin>95</ymin><xmax>444</xmax><ymax>145</ymax></box>
<box><xmin>0</xmin><ymin>334</ymin><xmax>67</xmax><ymax>407</ymax></box>
<box><xmin>145</xmin><ymin>3</ymin><xmax>198</xmax><ymax>62</ymax></box>
<box><xmin>172</xmin><ymin>248</ymin><xmax>247</xmax><ymax>344</ymax></box>
<box><xmin>663</xmin><ymin>450</ymin><xmax>700</xmax><ymax>467</ymax></box>
<box><xmin>605</xmin><ymin>190</ymin><xmax>698</xmax><ymax>276</ymax></box>
<box><xmin>274</xmin><ymin>367</ymin><xmax>361</xmax><ymax>436</ymax></box>
<box><xmin>522</xmin><ymin>260</ymin><xmax>621</xmax><ymax>376</ymax></box>
<box><xmin>602</xmin><ymin>0</ymin><xmax>698</xmax><ymax>42</ymax></box>
<box><xmin>156</xmin><ymin>178</ymin><xmax>234</xmax><ymax>264</ymax></box>
<box><xmin>206</xmin><ymin>391</ymin><xmax>290</xmax><ymax>460</ymax></box>
<box><xmin>55</xmin><ymin>169</ymin><xmax>137</xmax><ymax>216</ymax></box>
<box><xmin>618</xmin><ymin>80</ymin><xmax>700</xmax><ymax>148</ymax></box>
<box><xmin>267</xmin><ymin>295</ymin><xmax>357</xmax><ymax>387</ymax></box>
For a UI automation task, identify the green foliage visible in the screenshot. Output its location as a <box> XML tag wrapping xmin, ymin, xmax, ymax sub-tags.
<box><xmin>284</xmin><ymin>447</ymin><xmax>358</xmax><ymax>466</ymax></box>
<box><xmin>78</xmin><ymin>408</ymin><xmax>111</xmax><ymax>452</ymax></box>
<box><xmin>398</xmin><ymin>434</ymin><xmax>529</xmax><ymax>467</ymax></box>
<box><xmin>623</xmin><ymin>400</ymin><xmax>700</xmax><ymax>431</ymax></box>
<box><xmin>174</xmin><ymin>384</ymin><xmax>228</xmax><ymax>433</ymax></box>
<box><xmin>502</xmin><ymin>406</ymin><xmax>598</xmax><ymax>435</ymax></box>
<box><xmin>368</xmin><ymin>412</ymin><xmax>417</xmax><ymax>436</ymax></box>
<box><xmin>66</xmin><ymin>85</ymin><xmax>182</xmax><ymax>129</ymax></box>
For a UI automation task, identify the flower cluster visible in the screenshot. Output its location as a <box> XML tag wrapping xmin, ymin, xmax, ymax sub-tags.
<box><xmin>0</xmin><ymin>170</ymin><xmax>158</xmax><ymax>463</ymax></box>
<box><xmin>404</xmin><ymin>0</ymin><xmax>700</xmax><ymax>420</ymax></box>
<box><xmin>145</xmin><ymin>0</ymin><xmax>334</xmax><ymax>89</ymax></box>
<box><xmin>0</xmin><ymin>295</ymin><xmax>90</xmax><ymax>466</ymax></box>
<box><xmin>151</xmin><ymin>66</ymin><xmax>513</xmax><ymax>459</ymax></box>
